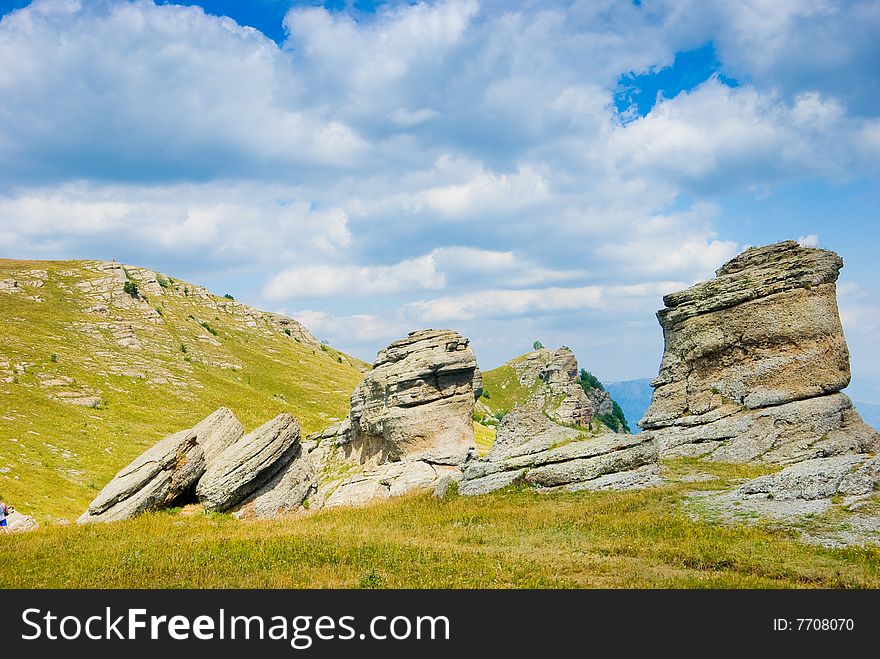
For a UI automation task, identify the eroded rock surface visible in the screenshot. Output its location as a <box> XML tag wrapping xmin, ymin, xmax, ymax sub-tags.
<box><xmin>688</xmin><ymin>455</ymin><xmax>880</xmax><ymax>548</ymax></box>
<box><xmin>337</xmin><ymin>329</ymin><xmax>480</xmax><ymax>466</ymax></box>
<box><xmin>460</xmin><ymin>409</ymin><xmax>658</xmax><ymax>496</ymax></box>
<box><xmin>197</xmin><ymin>413</ymin><xmax>301</xmax><ymax>512</ymax></box>
<box><xmin>460</xmin><ymin>347</ymin><xmax>658</xmax><ymax>496</ymax></box>
<box><xmin>79</xmin><ymin>408</ymin><xmax>243</xmax><ymax>523</ymax></box>
<box><xmin>639</xmin><ymin>241</ymin><xmax>879</xmax><ymax>463</ymax></box>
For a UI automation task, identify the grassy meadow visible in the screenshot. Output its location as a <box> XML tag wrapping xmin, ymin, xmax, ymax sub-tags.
<box><xmin>3</xmin><ymin>459</ymin><xmax>879</xmax><ymax>589</ymax></box>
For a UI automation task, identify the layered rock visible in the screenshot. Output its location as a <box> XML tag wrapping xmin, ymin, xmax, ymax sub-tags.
<box><xmin>460</xmin><ymin>347</ymin><xmax>658</xmax><ymax>496</ymax></box>
<box><xmin>197</xmin><ymin>413</ymin><xmax>301</xmax><ymax>512</ymax></box>
<box><xmin>78</xmin><ymin>408</ymin><xmax>243</xmax><ymax>523</ymax></box>
<box><xmin>251</xmin><ymin>329</ymin><xmax>482</xmax><ymax>511</ymax></box>
<box><xmin>339</xmin><ymin>329</ymin><xmax>480</xmax><ymax>466</ymax></box>
<box><xmin>640</xmin><ymin>241</ymin><xmax>879</xmax><ymax>463</ymax></box>
<box><xmin>460</xmin><ymin>407</ymin><xmax>658</xmax><ymax>496</ymax></box>
<box><xmin>75</xmin><ymin>330</ymin><xmax>484</xmax><ymax>521</ymax></box>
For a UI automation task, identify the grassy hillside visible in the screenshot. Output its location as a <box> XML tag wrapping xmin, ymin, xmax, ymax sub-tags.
<box><xmin>471</xmin><ymin>353</ymin><xmax>541</xmax><ymax>454</ymax></box>
<box><xmin>0</xmin><ymin>259</ymin><xmax>367</xmax><ymax>523</ymax></box>
<box><xmin>474</xmin><ymin>351</ymin><xmax>632</xmax><ymax>450</ymax></box>
<box><xmin>3</xmin><ymin>459</ymin><xmax>879</xmax><ymax>588</ymax></box>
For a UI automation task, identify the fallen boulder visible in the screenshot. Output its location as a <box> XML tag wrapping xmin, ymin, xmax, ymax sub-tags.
<box><xmin>196</xmin><ymin>413</ymin><xmax>301</xmax><ymax>512</ymax></box>
<box><xmin>78</xmin><ymin>407</ymin><xmax>243</xmax><ymax>523</ymax></box>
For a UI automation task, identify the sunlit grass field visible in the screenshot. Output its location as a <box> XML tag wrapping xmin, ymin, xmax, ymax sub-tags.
<box><xmin>4</xmin><ymin>460</ymin><xmax>878</xmax><ymax>589</ymax></box>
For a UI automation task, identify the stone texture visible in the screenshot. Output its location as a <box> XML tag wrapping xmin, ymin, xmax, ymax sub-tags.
<box><xmin>639</xmin><ymin>241</ymin><xmax>880</xmax><ymax>463</ymax></box>
<box><xmin>337</xmin><ymin>329</ymin><xmax>479</xmax><ymax>466</ymax></box>
<box><xmin>79</xmin><ymin>407</ymin><xmax>244</xmax><ymax>523</ymax></box>
<box><xmin>232</xmin><ymin>443</ymin><xmax>317</xmax><ymax>520</ymax></box>
<box><xmin>508</xmin><ymin>347</ymin><xmax>613</xmax><ymax>429</ymax></box>
<box><xmin>740</xmin><ymin>455</ymin><xmax>877</xmax><ymax>501</ymax></box>
<box><xmin>196</xmin><ymin>413</ymin><xmax>301</xmax><ymax>512</ymax></box>
<box><xmin>5</xmin><ymin>511</ymin><xmax>39</xmax><ymax>533</ymax></box>
<box><xmin>460</xmin><ymin>405</ymin><xmax>658</xmax><ymax>496</ymax></box>
<box><xmin>459</xmin><ymin>345</ymin><xmax>657</xmax><ymax>496</ymax></box>
<box><xmin>688</xmin><ymin>455</ymin><xmax>880</xmax><ymax>548</ymax></box>
<box><xmin>559</xmin><ymin>464</ymin><xmax>662</xmax><ymax>492</ymax></box>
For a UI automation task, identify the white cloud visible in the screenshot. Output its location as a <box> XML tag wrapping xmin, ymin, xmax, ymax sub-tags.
<box><xmin>0</xmin><ymin>181</ymin><xmax>353</xmax><ymax>266</ymax></box>
<box><xmin>0</xmin><ymin>0</ymin><xmax>366</xmax><ymax>182</ymax></box>
<box><xmin>291</xmin><ymin>310</ymin><xmax>408</xmax><ymax>345</ymax></box>
<box><xmin>0</xmin><ymin>0</ymin><xmax>878</xmax><ymax>378</ymax></box>
<box><xmin>388</xmin><ymin>107</ymin><xmax>440</xmax><ymax>127</ymax></box>
<box><xmin>798</xmin><ymin>234</ymin><xmax>820</xmax><ymax>248</ymax></box>
<box><xmin>407</xmin><ymin>281</ymin><xmax>683</xmax><ymax>322</ymax></box>
<box><xmin>264</xmin><ymin>255</ymin><xmax>445</xmax><ymax>300</ymax></box>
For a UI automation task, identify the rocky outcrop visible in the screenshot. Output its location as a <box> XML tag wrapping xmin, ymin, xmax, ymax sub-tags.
<box><xmin>196</xmin><ymin>413</ymin><xmax>301</xmax><ymax>512</ymax></box>
<box><xmin>255</xmin><ymin>329</ymin><xmax>482</xmax><ymax>511</ymax></box>
<box><xmin>639</xmin><ymin>241</ymin><xmax>879</xmax><ymax>463</ymax></box>
<box><xmin>331</xmin><ymin>329</ymin><xmax>480</xmax><ymax>466</ymax></box>
<box><xmin>460</xmin><ymin>347</ymin><xmax>658</xmax><ymax>496</ymax></box>
<box><xmin>78</xmin><ymin>408</ymin><xmax>243</xmax><ymax>523</ymax></box>
<box><xmin>75</xmin><ymin>330</ymin><xmax>483</xmax><ymax>521</ymax></box>
<box><xmin>460</xmin><ymin>407</ymin><xmax>659</xmax><ymax>496</ymax></box>
<box><xmin>508</xmin><ymin>347</ymin><xmax>612</xmax><ymax>428</ymax></box>
<box><xmin>689</xmin><ymin>455</ymin><xmax>880</xmax><ymax>548</ymax></box>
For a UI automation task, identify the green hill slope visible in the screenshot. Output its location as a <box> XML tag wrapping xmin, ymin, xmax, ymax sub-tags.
<box><xmin>0</xmin><ymin>259</ymin><xmax>367</xmax><ymax>522</ymax></box>
<box><xmin>474</xmin><ymin>349</ymin><xmax>631</xmax><ymax>453</ymax></box>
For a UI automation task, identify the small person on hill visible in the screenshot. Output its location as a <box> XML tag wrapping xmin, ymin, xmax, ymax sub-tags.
<box><xmin>0</xmin><ymin>496</ymin><xmax>13</xmax><ymax>533</ymax></box>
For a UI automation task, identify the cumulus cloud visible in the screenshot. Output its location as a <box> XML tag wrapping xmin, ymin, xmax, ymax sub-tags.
<box><xmin>0</xmin><ymin>0</ymin><xmax>877</xmax><ymax>376</ymax></box>
<box><xmin>264</xmin><ymin>255</ymin><xmax>445</xmax><ymax>300</ymax></box>
<box><xmin>407</xmin><ymin>280</ymin><xmax>684</xmax><ymax>323</ymax></box>
<box><xmin>798</xmin><ymin>234</ymin><xmax>820</xmax><ymax>248</ymax></box>
<box><xmin>0</xmin><ymin>0</ymin><xmax>366</xmax><ymax>184</ymax></box>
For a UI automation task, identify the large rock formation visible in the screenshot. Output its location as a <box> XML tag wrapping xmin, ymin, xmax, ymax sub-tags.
<box><xmin>75</xmin><ymin>330</ymin><xmax>482</xmax><ymax>522</ymax></box>
<box><xmin>640</xmin><ymin>241</ymin><xmax>879</xmax><ymax>463</ymax></box>
<box><xmin>249</xmin><ymin>329</ymin><xmax>482</xmax><ymax>513</ymax></box>
<box><xmin>78</xmin><ymin>408</ymin><xmax>243</xmax><ymax>523</ymax></box>
<box><xmin>513</xmin><ymin>347</ymin><xmax>612</xmax><ymax>428</ymax></box>
<box><xmin>196</xmin><ymin>413</ymin><xmax>301</xmax><ymax>512</ymax></box>
<box><xmin>460</xmin><ymin>347</ymin><xmax>659</xmax><ymax>496</ymax></box>
<box><xmin>338</xmin><ymin>329</ymin><xmax>480</xmax><ymax>465</ymax></box>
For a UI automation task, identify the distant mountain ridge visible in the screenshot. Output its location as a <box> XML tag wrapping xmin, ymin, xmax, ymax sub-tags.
<box><xmin>604</xmin><ymin>378</ymin><xmax>653</xmax><ymax>435</ymax></box>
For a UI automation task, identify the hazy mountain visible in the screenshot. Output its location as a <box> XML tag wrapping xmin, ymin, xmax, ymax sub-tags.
<box><xmin>604</xmin><ymin>378</ymin><xmax>654</xmax><ymax>435</ymax></box>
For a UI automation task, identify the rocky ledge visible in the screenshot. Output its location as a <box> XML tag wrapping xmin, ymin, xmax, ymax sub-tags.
<box><xmin>688</xmin><ymin>455</ymin><xmax>880</xmax><ymax>548</ymax></box>
<box><xmin>639</xmin><ymin>241</ymin><xmax>879</xmax><ymax>464</ymax></box>
<box><xmin>461</xmin><ymin>346</ymin><xmax>659</xmax><ymax>496</ymax></box>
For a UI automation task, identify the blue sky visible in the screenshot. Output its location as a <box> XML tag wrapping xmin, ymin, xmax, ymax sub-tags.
<box><xmin>0</xmin><ymin>0</ymin><xmax>878</xmax><ymax>398</ymax></box>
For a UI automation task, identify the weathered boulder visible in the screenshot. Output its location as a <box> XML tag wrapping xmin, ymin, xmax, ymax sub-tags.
<box><xmin>232</xmin><ymin>443</ymin><xmax>318</xmax><ymax>520</ymax></box>
<box><xmin>197</xmin><ymin>413</ymin><xmax>301</xmax><ymax>512</ymax></box>
<box><xmin>78</xmin><ymin>407</ymin><xmax>244</xmax><ymax>523</ymax></box>
<box><xmin>739</xmin><ymin>455</ymin><xmax>880</xmax><ymax>501</ymax></box>
<box><xmin>460</xmin><ymin>406</ymin><xmax>658</xmax><ymax>496</ymax></box>
<box><xmin>5</xmin><ymin>510</ymin><xmax>39</xmax><ymax>533</ymax></box>
<box><xmin>689</xmin><ymin>454</ymin><xmax>880</xmax><ymax>547</ymax></box>
<box><xmin>338</xmin><ymin>329</ymin><xmax>479</xmax><ymax>466</ymax></box>
<box><xmin>639</xmin><ymin>241</ymin><xmax>880</xmax><ymax>463</ymax></box>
